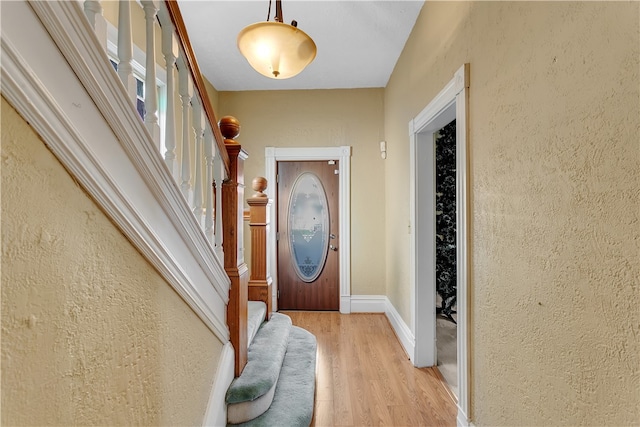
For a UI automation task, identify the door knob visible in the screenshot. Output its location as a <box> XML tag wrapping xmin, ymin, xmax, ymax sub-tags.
<box><xmin>329</xmin><ymin>244</ymin><xmax>338</xmax><ymax>251</ymax></box>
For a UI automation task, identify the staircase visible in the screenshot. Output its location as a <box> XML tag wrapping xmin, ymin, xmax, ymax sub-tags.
<box><xmin>6</xmin><ymin>1</ymin><xmax>315</xmax><ymax>424</ymax></box>
<box><xmin>226</xmin><ymin>302</ymin><xmax>317</xmax><ymax>426</ymax></box>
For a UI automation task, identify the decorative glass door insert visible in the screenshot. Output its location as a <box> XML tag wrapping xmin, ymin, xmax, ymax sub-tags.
<box><xmin>287</xmin><ymin>172</ymin><xmax>329</xmax><ymax>282</ymax></box>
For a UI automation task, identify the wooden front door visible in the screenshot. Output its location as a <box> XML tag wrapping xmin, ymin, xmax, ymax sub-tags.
<box><xmin>277</xmin><ymin>161</ymin><xmax>339</xmax><ymax>310</ymax></box>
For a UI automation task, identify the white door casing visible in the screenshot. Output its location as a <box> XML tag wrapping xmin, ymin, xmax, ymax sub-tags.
<box><xmin>409</xmin><ymin>64</ymin><xmax>470</xmax><ymax>425</ymax></box>
<box><xmin>265</xmin><ymin>146</ymin><xmax>352</xmax><ymax>313</ymax></box>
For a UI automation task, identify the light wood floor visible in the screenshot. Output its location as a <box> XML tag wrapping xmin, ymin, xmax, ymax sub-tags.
<box><xmin>281</xmin><ymin>311</ymin><xmax>457</xmax><ymax>427</ymax></box>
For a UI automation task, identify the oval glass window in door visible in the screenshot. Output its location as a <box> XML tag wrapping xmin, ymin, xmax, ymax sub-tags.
<box><xmin>288</xmin><ymin>172</ymin><xmax>329</xmax><ymax>283</ymax></box>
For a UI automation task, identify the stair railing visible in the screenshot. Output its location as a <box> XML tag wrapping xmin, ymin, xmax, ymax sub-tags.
<box><xmin>84</xmin><ymin>0</ymin><xmax>248</xmax><ymax>376</ymax></box>
<box><xmin>82</xmin><ymin>0</ymin><xmax>230</xmax><ymax>253</ymax></box>
<box><xmin>4</xmin><ymin>0</ymin><xmax>247</xmax><ymax>356</ymax></box>
<box><xmin>80</xmin><ymin>0</ymin><xmax>250</xmax><ymax>373</ymax></box>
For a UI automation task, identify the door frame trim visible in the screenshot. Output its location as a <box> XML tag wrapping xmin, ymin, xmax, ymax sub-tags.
<box><xmin>265</xmin><ymin>146</ymin><xmax>352</xmax><ymax>313</ymax></box>
<box><xmin>408</xmin><ymin>64</ymin><xmax>470</xmax><ymax>422</ymax></box>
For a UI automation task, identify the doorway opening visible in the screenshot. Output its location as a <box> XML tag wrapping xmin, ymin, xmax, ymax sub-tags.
<box><xmin>435</xmin><ymin>119</ymin><xmax>458</xmax><ymax>397</ymax></box>
<box><xmin>409</xmin><ymin>64</ymin><xmax>470</xmax><ymax>424</ymax></box>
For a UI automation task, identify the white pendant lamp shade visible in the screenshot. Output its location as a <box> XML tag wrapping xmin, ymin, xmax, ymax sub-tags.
<box><xmin>237</xmin><ymin>21</ymin><xmax>317</xmax><ymax>79</ymax></box>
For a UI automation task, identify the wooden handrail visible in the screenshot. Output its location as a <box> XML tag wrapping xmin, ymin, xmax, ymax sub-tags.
<box><xmin>163</xmin><ymin>0</ymin><xmax>230</xmax><ymax>177</ymax></box>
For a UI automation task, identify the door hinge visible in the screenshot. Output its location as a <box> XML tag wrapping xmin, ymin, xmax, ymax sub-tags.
<box><xmin>276</xmin><ymin>174</ymin><xmax>279</xmax><ymax>183</ymax></box>
<box><xmin>334</xmin><ymin>169</ymin><xmax>339</xmax><ymax>175</ymax></box>
<box><xmin>276</xmin><ymin>231</ymin><xmax>280</xmax><ymax>241</ymax></box>
<box><xmin>277</xmin><ymin>289</ymin><xmax>280</xmax><ymax>299</ymax></box>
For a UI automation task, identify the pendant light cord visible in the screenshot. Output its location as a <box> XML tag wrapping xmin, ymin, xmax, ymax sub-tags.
<box><xmin>267</xmin><ymin>0</ymin><xmax>272</xmax><ymax>21</ymax></box>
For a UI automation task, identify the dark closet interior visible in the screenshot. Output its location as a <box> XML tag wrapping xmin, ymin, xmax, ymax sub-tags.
<box><xmin>435</xmin><ymin>119</ymin><xmax>456</xmax><ymax>323</ymax></box>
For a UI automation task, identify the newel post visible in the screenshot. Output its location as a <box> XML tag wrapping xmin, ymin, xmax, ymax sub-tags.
<box><xmin>220</xmin><ymin>116</ymin><xmax>249</xmax><ymax>376</ymax></box>
<box><xmin>247</xmin><ymin>177</ymin><xmax>273</xmax><ymax>321</ymax></box>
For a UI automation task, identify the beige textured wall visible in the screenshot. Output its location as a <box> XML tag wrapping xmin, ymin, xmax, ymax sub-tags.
<box><xmin>218</xmin><ymin>89</ymin><xmax>386</xmax><ymax>296</ymax></box>
<box><xmin>1</xmin><ymin>98</ymin><xmax>223</xmax><ymax>426</ymax></box>
<box><xmin>204</xmin><ymin>77</ymin><xmax>220</xmax><ymax>114</ymax></box>
<box><xmin>385</xmin><ymin>1</ymin><xmax>640</xmax><ymax>425</ymax></box>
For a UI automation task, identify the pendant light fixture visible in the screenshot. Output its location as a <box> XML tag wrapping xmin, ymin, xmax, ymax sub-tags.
<box><xmin>237</xmin><ymin>0</ymin><xmax>317</xmax><ymax>79</ymax></box>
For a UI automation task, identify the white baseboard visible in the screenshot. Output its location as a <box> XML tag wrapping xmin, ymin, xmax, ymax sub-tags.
<box><xmin>383</xmin><ymin>297</ymin><xmax>416</xmax><ymax>362</ymax></box>
<box><xmin>357</xmin><ymin>297</ymin><xmax>471</xmax><ymax>424</ymax></box>
<box><xmin>350</xmin><ymin>295</ymin><xmax>387</xmax><ymax>313</ymax></box>
<box><xmin>350</xmin><ymin>296</ymin><xmax>415</xmax><ymax>362</ymax></box>
<box><xmin>457</xmin><ymin>406</ymin><xmax>474</xmax><ymax>427</ymax></box>
<box><xmin>203</xmin><ymin>343</ymin><xmax>234</xmax><ymax>427</ymax></box>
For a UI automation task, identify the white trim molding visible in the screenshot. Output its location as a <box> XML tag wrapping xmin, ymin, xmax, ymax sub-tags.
<box><xmin>457</xmin><ymin>407</ymin><xmax>475</xmax><ymax>427</ymax></box>
<box><xmin>351</xmin><ymin>295</ymin><xmax>416</xmax><ymax>362</ymax></box>
<box><xmin>203</xmin><ymin>343</ymin><xmax>235</xmax><ymax>427</ymax></box>
<box><xmin>265</xmin><ymin>146</ymin><xmax>352</xmax><ymax>314</ymax></box>
<box><xmin>350</xmin><ymin>295</ymin><xmax>387</xmax><ymax>313</ymax></box>
<box><xmin>384</xmin><ymin>298</ymin><xmax>416</xmax><ymax>361</ymax></box>
<box><xmin>1</xmin><ymin>1</ymin><xmax>230</xmax><ymax>341</ymax></box>
<box><xmin>409</xmin><ymin>64</ymin><xmax>471</xmax><ymax>424</ymax></box>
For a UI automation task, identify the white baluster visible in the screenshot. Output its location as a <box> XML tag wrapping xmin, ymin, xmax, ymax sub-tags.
<box><xmin>204</xmin><ymin>123</ymin><xmax>214</xmax><ymax>243</ymax></box>
<box><xmin>84</xmin><ymin>0</ymin><xmax>99</xmax><ymax>25</ymax></box>
<box><xmin>160</xmin><ymin>10</ymin><xmax>178</xmax><ymax>178</ymax></box>
<box><xmin>178</xmin><ymin>55</ymin><xmax>193</xmax><ymax>200</ymax></box>
<box><xmin>83</xmin><ymin>0</ymin><xmax>107</xmax><ymax>49</ymax></box>
<box><xmin>117</xmin><ymin>0</ymin><xmax>136</xmax><ymax>103</ymax></box>
<box><xmin>141</xmin><ymin>0</ymin><xmax>161</xmax><ymax>148</ymax></box>
<box><xmin>213</xmin><ymin>152</ymin><xmax>225</xmax><ymax>261</ymax></box>
<box><xmin>192</xmin><ymin>96</ymin><xmax>204</xmax><ymax>222</ymax></box>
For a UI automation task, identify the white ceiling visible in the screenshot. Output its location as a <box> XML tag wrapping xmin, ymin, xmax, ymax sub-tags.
<box><xmin>178</xmin><ymin>1</ymin><xmax>425</xmax><ymax>91</ymax></box>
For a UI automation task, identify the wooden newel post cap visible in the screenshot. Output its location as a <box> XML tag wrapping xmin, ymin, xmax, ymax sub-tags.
<box><xmin>219</xmin><ymin>115</ymin><xmax>240</xmax><ymax>143</ymax></box>
<box><xmin>252</xmin><ymin>177</ymin><xmax>268</xmax><ymax>198</ymax></box>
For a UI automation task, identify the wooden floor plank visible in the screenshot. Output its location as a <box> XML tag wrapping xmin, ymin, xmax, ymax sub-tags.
<box><xmin>282</xmin><ymin>311</ymin><xmax>457</xmax><ymax>427</ymax></box>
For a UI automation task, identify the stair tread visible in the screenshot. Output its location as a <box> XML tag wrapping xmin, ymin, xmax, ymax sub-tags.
<box><xmin>229</xmin><ymin>326</ymin><xmax>317</xmax><ymax>427</ymax></box>
<box><xmin>247</xmin><ymin>301</ymin><xmax>267</xmax><ymax>348</ymax></box>
<box><xmin>226</xmin><ymin>313</ymin><xmax>292</xmax><ymax>405</ymax></box>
